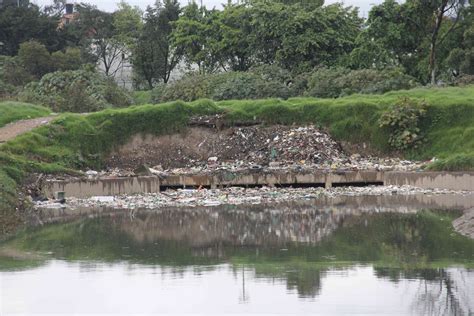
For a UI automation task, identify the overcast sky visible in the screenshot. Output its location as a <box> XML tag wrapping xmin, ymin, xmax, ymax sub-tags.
<box><xmin>32</xmin><ymin>0</ymin><xmax>383</xmax><ymax>17</ymax></box>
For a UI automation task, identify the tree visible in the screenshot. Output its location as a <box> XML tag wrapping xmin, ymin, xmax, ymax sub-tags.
<box><xmin>249</xmin><ymin>1</ymin><xmax>362</xmax><ymax>71</ymax></box>
<box><xmin>363</xmin><ymin>0</ymin><xmax>471</xmax><ymax>83</ymax></box>
<box><xmin>362</xmin><ymin>0</ymin><xmax>425</xmax><ymax>79</ymax></box>
<box><xmin>213</xmin><ymin>3</ymin><xmax>256</xmax><ymax>71</ymax></box>
<box><xmin>133</xmin><ymin>0</ymin><xmax>182</xmax><ymax>87</ymax></box>
<box><xmin>155</xmin><ymin>0</ymin><xmax>183</xmax><ymax>83</ymax></box>
<box><xmin>349</xmin><ymin>36</ymin><xmax>396</xmax><ymax>69</ymax></box>
<box><xmin>69</xmin><ymin>4</ymin><xmax>124</xmax><ymax>77</ymax></box>
<box><xmin>446</xmin><ymin>23</ymin><xmax>474</xmax><ymax>75</ymax></box>
<box><xmin>51</xmin><ymin>47</ymin><xmax>84</xmax><ymax>71</ymax></box>
<box><xmin>113</xmin><ymin>1</ymin><xmax>143</xmax><ymax>51</ymax></box>
<box><xmin>133</xmin><ymin>5</ymin><xmax>163</xmax><ymax>88</ymax></box>
<box><xmin>0</xmin><ymin>4</ymin><xmax>62</xmax><ymax>55</ymax></box>
<box><xmin>172</xmin><ymin>2</ymin><xmax>220</xmax><ymax>74</ymax></box>
<box><xmin>43</xmin><ymin>0</ymin><xmax>67</xmax><ymax>16</ymax></box>
<box><xmin>426</xmin><ymin>0</ymin><xmax>469</xmax><ymax>84</ymax></box>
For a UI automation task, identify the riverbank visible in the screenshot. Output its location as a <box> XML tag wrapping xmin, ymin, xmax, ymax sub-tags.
<box><xmin>1</xmin><ymin>85</ymin><xmax>473</xmax><ymax>235</ymax></box>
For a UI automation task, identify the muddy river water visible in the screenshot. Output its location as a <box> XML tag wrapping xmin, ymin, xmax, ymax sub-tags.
<box><xmin>1</xmin><ymin>194</ymin><xmax>473</xmax><ymax>315</ymax></box>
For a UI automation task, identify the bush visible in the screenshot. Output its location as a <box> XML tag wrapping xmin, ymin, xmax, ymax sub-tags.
<box><xmin>152</xmin><ymin>67</ymin><xmax>293</xmax><ymax>103</ymax></box>
<box><xmin>306</xmin><ymin>67</ymin><xmax>419</xmax><ymax>98</ymax></box>
<box><xmin>19</xmin><ymin>69</ymin><xmax>133</xmax><ymax>112</ymax></box>
<box><xmin>133</xmin><ymin>90</ymin><xmax>152</xmax><ymax>105</ymax></box>
<box><xmin>0</xmin><ymin>80</ymin><xmax>17</xmax><ymax>98</ymax></box>
<box><xmin>51</xmin><ymin>48</ymin><xmax>84</xmax><ymax>72</ymax></box>
<box><xmin>17</xmin><ymin>40</ymin><xmax>53</xmax><ymax>79</ymax></box>
<box><xmin>0</xmin><ymin>56</ymin><xmax>34</xmax><ymax>87</ymax></box>
<box><xmin>454</xmin><ymin>74</ymin><xmax>474</xmax><ymax>86</ymax></box>
<box><xmin>153</xmin><ymin>74</ymin><xmax>211</xmax><ymax>103</ymax></box>
<box><xmin>147</xmin><ymin>66</ymin><xmax>420</xmax><ymax>103</ymax></box>
<box><xmin>306</xmin><ymin>67</ymin><xmax>350</xmax><ymax>98</ymax></box>
<box><xmin>379</xmin><ymin>97</ymin><xmax>427</xmax><ymax>150</ymax></box>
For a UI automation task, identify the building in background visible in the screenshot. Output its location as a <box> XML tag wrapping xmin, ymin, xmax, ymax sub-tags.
<box><xmin>58</xmin><ymin>2</ymin><xmax>79</xmax><ymax>28</ymax></box>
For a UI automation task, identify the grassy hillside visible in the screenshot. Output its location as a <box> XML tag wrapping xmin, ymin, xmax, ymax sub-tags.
<box><xmin>0</xmin><ymin>102</ymin><xmax>51</xmax><ymax>128</ymax></box>
<box><xmin>0</xmin><ymin>85</ymin><xmax>473</xmax><ymax>234</ymax></box>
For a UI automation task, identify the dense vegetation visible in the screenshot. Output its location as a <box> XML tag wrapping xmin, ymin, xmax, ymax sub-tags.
<box><xmin>146</xmin><ymin>66</ymin><xmax>419</xmax><ymax>103</ymax></box>
<box><xmin>1</xmin><ymin>0</ymin><xmax>474</xmax><ymax>110</ymax></box>
<box><xmin>19</xmin><ymin>68</ymin><xmax>133</xmax><ymax>112</ymax></box>
<box><xmin>0</xmin><ymin>102</ymin><xmax>50</xmax><ymax>128</ymax></box>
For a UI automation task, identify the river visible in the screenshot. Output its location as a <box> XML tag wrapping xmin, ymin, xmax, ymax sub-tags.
<box><xmin>1</xmin><ymin>198</ymin><xmax>473</xmax><ymax>315</ymax></box>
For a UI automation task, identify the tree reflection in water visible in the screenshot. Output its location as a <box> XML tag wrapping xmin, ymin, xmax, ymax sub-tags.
<box><xmin>1</xmin><ymin>206</ymin><xmax>473</xmax><ymax>312</ymax></box>
<box><xmin>375</xmin><ymin>268</ymin><xmax>474</xmax><ymax>315</ymax></box>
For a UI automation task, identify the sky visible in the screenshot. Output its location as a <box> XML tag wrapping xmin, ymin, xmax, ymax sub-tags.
<box><xmin>32</xmin><ymin>0</ymin><xmax>383</xmax><ymax>17</ymax></box>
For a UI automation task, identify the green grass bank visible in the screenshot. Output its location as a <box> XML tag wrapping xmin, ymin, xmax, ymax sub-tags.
<box><xmin>0</xmin><ymin>102</ymin><xmax>51</xmax><ymax>128</ymax></box>
<box><xmin>0</xmin><ymin>85</ymin><xmax>473</xmax><ymax>234</ymax></box>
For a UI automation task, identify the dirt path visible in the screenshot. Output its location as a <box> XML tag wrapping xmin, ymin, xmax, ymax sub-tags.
<box><xmin>0</xmin><ymin>116</ymin><xmax>57</xmax><ymax>143</ymax></box>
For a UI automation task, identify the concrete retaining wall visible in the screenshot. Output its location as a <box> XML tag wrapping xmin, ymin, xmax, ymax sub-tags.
<box><xmin>384</xmin><ymin>172</ymin><xmax>474</xmax><ymax>191</ymax></box>
<box><xmin>47</xmin><ymin>177</ymin><xmax>161</xmax><ymax>198</ymax></box>
<box><xmin>43</xmin><ymin>170</ymin><xmax>474</xmax><ymax>199</ymax></box>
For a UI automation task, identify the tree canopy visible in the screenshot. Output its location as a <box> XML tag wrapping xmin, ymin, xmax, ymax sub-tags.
<box><xmin>0</xmin><ymin>0</ymin><xmax>472</xmax><ymax>88</ymax></box>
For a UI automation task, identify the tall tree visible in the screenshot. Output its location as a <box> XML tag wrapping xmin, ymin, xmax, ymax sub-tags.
<box><xmin>156</xmin><ymin>0</ymin><xmax>183</xmax><ymax>83</ymax></box>
<box><xmin>250</xmin><ymin>1</ymin><xmax>362</xmax><ymax>71</ymax></box>
<box><xmin>172</xmin><ymin>2</ymin><xmax>220</xmax><ymax>74</ymax></box>
<box><xmin>0</xmin><ymin>4</ymin><xmax>62</xmax><ymax>55</ymax></box>
<box><xmin>214</xmin><ymin>2</ymin><xmax>256</xmax><ymax>71</ymax></box>
<box><xmin>113</xmin><ymin>1</ymin><xmax>143</xmax><ymax>52</ymax></box>
<box><xmin>68</xmin><ymin>4</ymin><xmax>129</xmax><ymax>77</ymax></box>
<box><xmin>133</xmin><ymin>0</ymin><xmax>182</xmax><ymax>87</ymax></box>
<box><xmin>426</xmin><ymin>0</ymin><xmax>468</xmax><ymax>84</ymax></box>
<box><xmin>363</xmin><ymin>0</ymin><xmax>471</xmax><ymax>83</ymax></box>
<box><xmin>133</xmin><ymin>5</ymin><xmax>163</xmax><ymax>88</ymax></box>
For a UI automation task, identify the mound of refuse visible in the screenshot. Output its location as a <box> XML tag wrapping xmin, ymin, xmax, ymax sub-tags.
<box><xmin>220</xmin><ymin>125</ymin><xmax>345</xmax><ymax>164</ymax></box>
<box><xmin>107</xmin><ymin>125</ymin><xmax>346</xmax><ymax>170</ymax></box>
<box><xmin>106</xmin><ymin>123</ymin><xmax>425</xmax><ymax>174</ymax></box>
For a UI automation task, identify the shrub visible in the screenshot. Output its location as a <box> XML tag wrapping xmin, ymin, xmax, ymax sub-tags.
<box><xmin>17</xmin><ymin>40</ymin><xmax>53</xmax><ymax>79</ymax></box>
<box><xmin>148</xmin><ymin>66</ymin><xmax>419</xmax><ymax>102</ymax></box>
<box><xmin>132</xmin><ymin>90</ymin><xmax>152</xmax><ymax>105</ymax></box>
<box><xmin>306</xmin><ymin>67</ymin><xmax>419</xmax><ymax>98</ymax></box>
<box><xmin>153</xmin><ymin>74</ymin><xmax>212</xmax><ymax>103</ymax></box>
<box><xmin>454</xmin><ymin>74</ymin><xmax>474</xmax><ymax>86</ymax></box>
<box><xmin>0</xmin><ymin>80</ymin><xmax>17</xmax><ymax>98</ymax></box>
<box><xmin>152</xmin><ymin>67</ymin><xmax>292</xmax><ymax>103</ymax></box>
<box><xmin>378</xmin><ymin>97</ymin><xmax>427</xmax><ymax>150</ymax></box>
<box><xmin>51</xmin><ymin>48</ymin><xmax>84</xmax><ymax>71</ymax></box>
<box><xmin>19</xmin><ymin>69</ymin><xmax>132</xmax><ymax>112</ymax></box>
<box><xmin>0</xmin><ymin>56</ymin><xmax>34</xmax><ymax>87</ymax></box>
<box><xmin>306</xmin><ymin>67</ymin><xmax>350</xmax><ymax>98</ymax></box>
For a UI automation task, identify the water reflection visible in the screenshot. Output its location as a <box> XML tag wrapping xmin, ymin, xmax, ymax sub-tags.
<box><xmin>1</xmin><ymin>206</ymin><xmax>473</xmax><ymax>315</ymax></box>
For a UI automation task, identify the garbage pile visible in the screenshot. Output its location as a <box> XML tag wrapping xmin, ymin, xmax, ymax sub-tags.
<box><xmin>104</xmin><ymin>124</ymin><xmax>426</xmax><ymax>175</ymax></box>
<box><xmin>35</xmin><ymin>185</ymin><xmax>470</xmax><ymax>210</ymax></box>
<box><xmin>217</xmin><ymin>125</ymin><xmax>345</xmax><ymax>165</ymax></box>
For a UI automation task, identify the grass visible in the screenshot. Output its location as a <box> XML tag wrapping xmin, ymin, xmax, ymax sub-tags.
<box><xmin>0</xmin><ymin>102</ymin><xmax>51</xmax><ymax>128</ymax></box>
<box><xmin>0</xmin><ymin>85</ymin><xmax>473</xmax><ymax>233</ymax></box>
